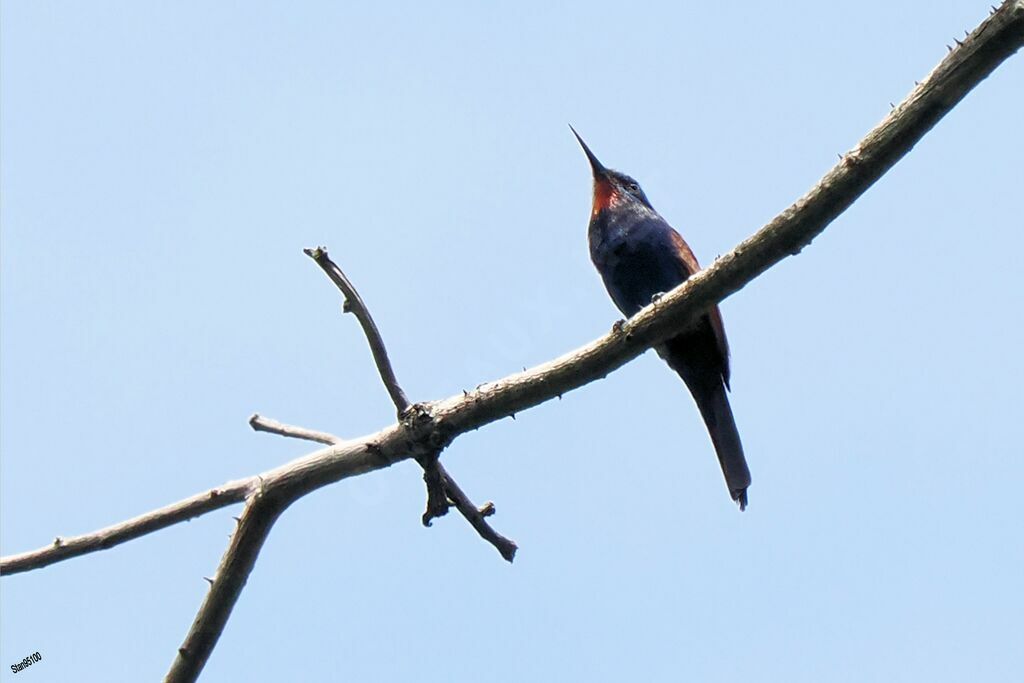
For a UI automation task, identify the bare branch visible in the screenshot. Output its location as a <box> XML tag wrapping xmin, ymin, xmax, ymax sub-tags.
<box><xmin>304</xmin><ymin>247</ymin><xmax>410</xmax><ymax>412</ymax></box>
<box><xmin>164</xmin><ymin>486</ymin><xmax>286</xmax><ymax>683</ymax></box>
<box><xmin>248</xmin><ymin>413</ymin><xmax>340</xmax><ymax>445</ymax></box>
<box><xmin>438</xmin><ymin>464</ymin><xmax>518</xmax><ymax>562</ymax></box>
<box><xmin>0</xmin><ymin>480</ymin><xmax>252</xmax><ymax>575</ymax></box>
<box><xmin>418</xmin><ymin>451</ymin><xmax>453</xmax><ymax>523</ymax></box>
<box><xmin>303</xmin><ymin>248</ymin><xmax>517</xmax><ymax>559</ymax></box>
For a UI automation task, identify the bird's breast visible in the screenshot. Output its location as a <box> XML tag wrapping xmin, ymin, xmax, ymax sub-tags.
<box><xmin>589</xmin><ymin>213</ymin><xmax>695</xmax><ymax>317</ymax></box>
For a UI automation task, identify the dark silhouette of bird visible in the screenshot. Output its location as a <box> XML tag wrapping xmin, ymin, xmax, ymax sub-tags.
<box><xmin>571</xmin><ymin>126</ymin><xmax>751</xmax><ymax>509</ymax></box>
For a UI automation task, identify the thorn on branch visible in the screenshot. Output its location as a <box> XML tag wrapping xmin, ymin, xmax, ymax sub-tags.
<box><xmin>53</xmin><ymin>537</ymin><xmax>63</xmax><ymax>547</ymax></box>
<box><xmin>203</xmin><ymin>577</ymin><xmax>214</xmax><ymax>585</ymax></box>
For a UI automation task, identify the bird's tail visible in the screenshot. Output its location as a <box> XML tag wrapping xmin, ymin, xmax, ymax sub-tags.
<box><xmin>689</xmin><ymin>378</ymin><xmax>751</xmax><ymax>510</ymax></box>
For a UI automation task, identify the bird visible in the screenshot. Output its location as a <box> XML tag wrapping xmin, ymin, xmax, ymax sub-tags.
<box><xmin>571</xmin><ymin>126</ymin><xmax>751</xmax><ymax>509</ymax></box>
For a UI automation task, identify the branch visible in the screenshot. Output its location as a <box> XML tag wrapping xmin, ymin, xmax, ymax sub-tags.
<box><xmin>304</xmin><ymin>248</ymin><xmax>410</xmax><ymax>412</ymax></box>
<box><xmin>164</xmin><ymin>485</ymin><xmax>286</xmax><ymax>683</ymax></box>
<box><xmin>248</xmin><ymin>414</ymin><xmax>340</xmax><ymax>445</ymax></box>
<box><xmin>247</xmin><ymin>414</ymin><xmax>511</xmax><ymax>556</ymax></box>
<box><xmin>437</xmin><ymin>465</ymin><xmax>517</xmax><ymax>562</ymax></box>
<box><xmin>304</xmin><ymin>246</ymin><xmax>517</xmax><ymax>560</ymax></box>
<box><xmin>0</xmin><ymin>480</ymin><xmax>252</xmax><ymax>575</ymax></box>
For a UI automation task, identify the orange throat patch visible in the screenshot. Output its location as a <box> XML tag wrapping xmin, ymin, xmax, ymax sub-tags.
<box><xmin>591</xmin><ymin>177</ymin><xmax>618</xmax><ymax>217</ymax></box>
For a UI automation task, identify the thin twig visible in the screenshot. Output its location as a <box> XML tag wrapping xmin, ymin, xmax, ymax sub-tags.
<box><xmin>248</xmin><ymin>414</ymin><xmax>340</xmax><ymax>445</ymax></box>
<box><xmin>438</xmin><ymin>463</ymin><xmax>518</xmax><ymax>562</ymax></box>
<box><xmin>304</xmin><ymin>248</ymin><xmax>410</xmax><ymax>412</ymax></box>
<box><xmin>418</xmin><ymin>451</ymin><xmax>453</xmax><ymax>523</ymax></box>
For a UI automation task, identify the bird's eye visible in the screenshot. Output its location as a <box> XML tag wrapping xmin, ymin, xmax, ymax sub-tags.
<box><xmin>628</xmin><ymin>183</ymin><xmax>640</xmax><ymax>192</ymax></box>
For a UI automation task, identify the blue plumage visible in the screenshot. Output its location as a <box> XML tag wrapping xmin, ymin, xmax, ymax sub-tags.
<box><xmin>572</xmin><ymin>127</ymin><xmax>750</xmax><ymax>508</ymax></box>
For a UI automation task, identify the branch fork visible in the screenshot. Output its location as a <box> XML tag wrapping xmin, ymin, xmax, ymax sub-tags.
<box><xmin>303</xmin><ymin>246</ymin><xmax>518</xmax><ymax>559</ymax></box>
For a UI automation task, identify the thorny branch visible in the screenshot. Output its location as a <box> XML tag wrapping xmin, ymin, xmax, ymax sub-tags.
<box><xmin>1</xmin><ymin>4</ymin><xmax>1021</xmax><ymax>682</ymax></box>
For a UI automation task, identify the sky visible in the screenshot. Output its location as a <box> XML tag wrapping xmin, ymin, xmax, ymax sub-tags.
<box><xmin>2</xmin><ymin>2</ymin><xmax>1022</xmax><ymax>681</ymax></box>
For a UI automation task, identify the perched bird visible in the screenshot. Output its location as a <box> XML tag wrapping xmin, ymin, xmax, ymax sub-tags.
<box><xmin>572</xmin><ymin>127</ymin><xmax>751</xmax><ymax>509</ymax></box>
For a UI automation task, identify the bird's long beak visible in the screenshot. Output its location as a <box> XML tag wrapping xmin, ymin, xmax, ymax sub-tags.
<box><xmin>569</xmin><ymin>125</ymin><xmax>609</xmax><ymax>180</ymax></box>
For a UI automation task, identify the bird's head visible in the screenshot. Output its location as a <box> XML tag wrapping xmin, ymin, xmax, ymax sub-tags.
<box><xmin>570</xmin><ymin>126</ymin><xmax>653</xmax><ymax>217</ymax></box>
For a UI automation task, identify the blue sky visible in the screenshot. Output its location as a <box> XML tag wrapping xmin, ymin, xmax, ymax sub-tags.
<box><xmin>2</xmin><ymin>2</ymin><xmax>1022</xmax><ymax>681</ymax></box>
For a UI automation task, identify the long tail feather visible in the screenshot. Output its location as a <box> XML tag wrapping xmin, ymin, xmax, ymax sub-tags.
<box><xmin>689</xmin><ymin>380</ymin><xmax>751</xmax><ymax>509</ymax></box>
<box><xmin>660</xmin><ymin>332</ymin><xmax>751</xmax><ymax>509</ymax></box>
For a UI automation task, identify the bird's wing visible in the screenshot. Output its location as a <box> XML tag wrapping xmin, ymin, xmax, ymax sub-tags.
<box><xmin>667</xmin><ymin>229</ymin><xmax>731</xmax><ymax>388</ymax></box>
